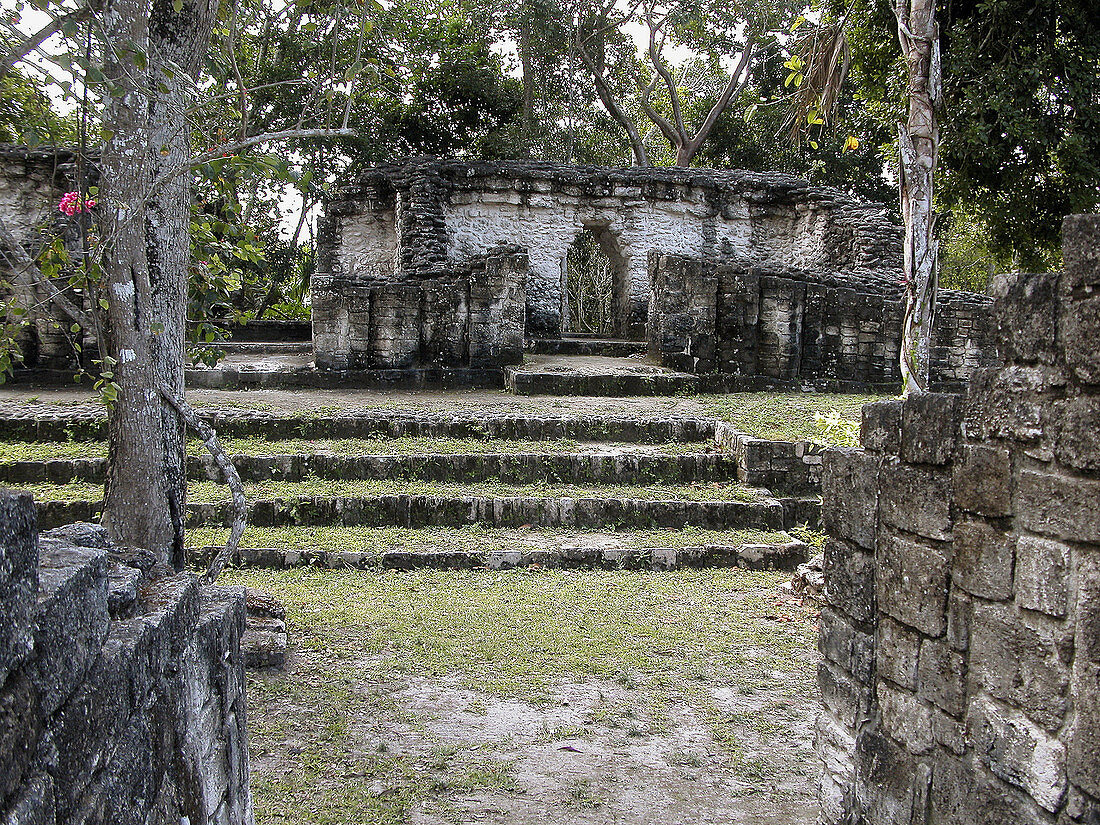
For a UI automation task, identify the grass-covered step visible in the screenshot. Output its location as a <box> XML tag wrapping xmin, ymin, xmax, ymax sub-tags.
<box><xmin>0</xmin><ymin>445</ymin><xmax>735</xmax><ymax>487</ymax></box>
<box><xmin>0</xmin><ymin>435</ymin><xmax>712</xmax><ymax>462</ymax></box>
<box><xmin>0</xmin><ymin>410</ymin><xmax>717</xmax><ymax>443</ymax></box>
<box><xmin>31</xmin><ymin>478</ymin><xmax>785</xmax><ymax>531</ymax></box>
<box><xmin>188</xmin><ymin>524</ymin><xmax>812</xmax><ymax>571</ymax></box>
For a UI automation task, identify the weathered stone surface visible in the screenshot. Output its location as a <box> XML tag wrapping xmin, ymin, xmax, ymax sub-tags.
<box><xmin>917</xmin><ymin>639</ymin><xmax>966</xmax><ymax>717</ymax></box>
<box><xmin>818</xmin><ymin>217</ymin><xmax>1100</xmax><ymax>825</ymax></box>
<box><xmin>1015</xmin><ymin>535</ymin><xmax>1069</xmax><ymax>617</ymax></box>
<box><xmin>819</xmin><ymin>659</ymin><xmax>874</xmax><ymax>729</ymax></box>
<box><xmin>819</xmin><ymin>606</ymin><xmax>874</xmax><ymax>684</ymax></box>
<box><xmin>823</xmin><ymin>537</ymin><xmax>876</xmax><ymax>624</ymax></box>
<box><xmin>969</xmin><ymin>696</ymin><xmax>1067</xmax><ymax>812</ymax></box>
<box><xmin>1017</xmin><ymin>469</ymin><xmax>1100</xmax><ymax>544</ymax></box>
<box><xmin>900</xmin><ymin>393</ymin><xmax>959</xmax><ymax>465</ymax></box>
<box><xmin>1056</xmin><ymin>394</ymin><xmax>1100</xmax><ymax>472</ymax></box>
<box><xmin>1060</xmin><ymin>214</ymin><xmax>1100</xmax><ymax>384</ymax></box>
<box><xmin>878</xmin><ymin>462</ymin><xmax>952</xmax><ymax>541</ymax></box>
<box><xmin>876</xmin><ymin>531</ymin><xmax>951</xmax><ymax>636</ymax></box>
<box><xmin>968</xmin><ymin>604</ymin><xmax>1070</xmax><ymax>733</ymax></box>
<box><xmin>953</xmin><ymin>444</ymin><xmax>1012</xmax><ymax>517</ymax></box>
<box><xmin>0</xmin><ymin>492</ymin><xmax>36</xmax><ymax>686</ymax></box>
<box><xmin>876</xmin><ymin>616</ymin><xmax>920</xmax><ymax>690</ymax></box>
<box><xmin>861</xmin><ymin>400</ymin><xmax>901</xmax><ymax>455</ymax></box>
<box><xmin>1070</xmin><ymin>551</ymin><xmax>1100</xmax><ymax>798</ymax></box>
<box><xmin>822</xmin><ymin>449</ymin><xmax>879</xmax><ymax>549</ymax></box>
<box><xmin>952</xmin><ymin>518</ymin><xmax>1014</xmax><ymax>600</ymax></box>
<box><xmin>0</xmin><ymin>491</ymin><xmax>253</xmax><ymax>825</ymax></box>
<box><xmin>877</xmin><ymin>681</ymin><xmax>933</xmax><ymax>754</ymax></box>
<box><xmin>816</xmin><ymin>714</ymin><xmax>856</xmax><ymax>825</ymax></box>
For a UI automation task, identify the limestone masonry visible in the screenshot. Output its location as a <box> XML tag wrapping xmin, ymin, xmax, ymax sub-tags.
<box><xmin>0</xmin><ymin>493</ymin><xmax>253</xmax><ymax>825</ymax></box>
<box><xmin>315</xmin><ymin>158</ymin><xmax>998</xmax><ymax>388</ymax></box>
<box><xmin>817</xmin><ymin>215</ymin><xmax>1100</xmax><ymax>824</ymax></box>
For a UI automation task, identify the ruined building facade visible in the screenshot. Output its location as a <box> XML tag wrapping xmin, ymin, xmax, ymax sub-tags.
<box><xmin>314</xmin><ymin>159</ymin><xmax>998</xmax><ymax>388</ymax></box>
<box><xmin>817</xmin><ymin>215</ymin><xmax>1100</xmax><ymax>824</ymax></box>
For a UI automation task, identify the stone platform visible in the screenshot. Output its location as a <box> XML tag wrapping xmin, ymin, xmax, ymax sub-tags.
<box><xmin>504</xmin><ymin>354</ymin><xmax>700</xmax><ymax>396</ymax></box>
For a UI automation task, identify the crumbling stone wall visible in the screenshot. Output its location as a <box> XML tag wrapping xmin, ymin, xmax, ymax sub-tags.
<box><xmin>650</xmin><ymin>254</ymin><xmax>997</xmax><ymax>389</ymax></box>
<box><xmin>316</xmin><ymin>159</ymin><xmax>908</xmax><ymax>362</ymax></box>
<box><xmin>0</xmin><ymin>491</ymin><xmax>253</xmax><ymax>825</ymax></box>
<box><xmin>816</xmin><ymin>215</ymin><xmax>1100</xmax><ymax>823</ymax></box>
<box><xmin>312</xmin><ymin>247</ymin><xmax>525</xmax><ymax>370</ymax></box>
<box><xmin>0</xmin><ymin>145</ymin><xmax>89</xmax><ymax>369</ymax></box>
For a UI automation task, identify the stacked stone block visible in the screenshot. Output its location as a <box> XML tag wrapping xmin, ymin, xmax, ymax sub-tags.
<box><xmin>316</xmin><ymin>158</ymin><xmax>926</xmax><ymax>366</ymax></box>
<box><xmin>647</xmin><ymin>251</ymin><xmax>717</xmax><ymax>373</ymax></box>
<box><xmin>0</xmin><ymin>146</ymin><xmax>90</xmax><ymax>370</ymax></box>
<box><xmin>817</xmin><ymin>215</ymin><xmax>1100</xmax><ymax>824</ymax></box>
<box><xmin>0</xmin><ymin>491</ymin><xmax>253</xmax><ymax>825</ymax></box>
<box><xmin>653</xmin><ymin>254</ymin><xmax>995</xmax><ymax>389</ymax></box>
<box><xmin>311</xmin><ymin>248</ymin><xmax>526</xmax><ymax>370</ymax></box>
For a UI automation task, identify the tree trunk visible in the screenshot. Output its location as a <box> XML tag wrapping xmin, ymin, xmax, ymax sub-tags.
<box><xmin>895</xmin><ymin>0</ymin><xmax>940</xmax><ymax>394</ymax></box>
<box><xmin>100</xmin><ymin>0</ymin><xmax>214</xmax><ymax>567</ymax></box>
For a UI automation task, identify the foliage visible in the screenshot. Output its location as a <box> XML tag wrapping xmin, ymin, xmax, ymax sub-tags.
<box><xmin>938</xmin><ymin>0</ymin><xmax>1100</xmax><ymax>269</ymax></box>
<box><xmin>826</xmin><ymin>0</ymin><xmax>1100</xmax><ymax>270</ymax></box>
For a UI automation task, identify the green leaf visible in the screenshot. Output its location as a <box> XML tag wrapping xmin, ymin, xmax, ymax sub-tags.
<box><xmin>172</xmin><ymin>0</ymin><xmax>183</xmax><ymax>11</ymax></box>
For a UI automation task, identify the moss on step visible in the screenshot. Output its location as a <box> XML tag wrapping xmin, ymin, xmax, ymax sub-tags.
<box><xmin>24</xmin><ymin>477</ymin><xmax>765</xmax><ymax>504</ymax></box>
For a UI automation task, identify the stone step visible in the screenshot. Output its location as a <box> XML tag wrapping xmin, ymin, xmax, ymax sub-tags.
<box><xmin>1</xmin><ymin>452</ymin><xmax>738</xmax><ymax>486</ymax></box>
<box><xmin>190</xmin><ymin>341</ymin><xmax>313</xmax><ymax>356</ymax></box>
<box><xmin>185</xmin><ymin>364</ymin><xmax>504</xmax><ymax>391</ymax></box>
<box><xmin>505</xmin><ymin>362</ymin><xmax>701</xmax><ymax>397</ymax></box>
<box><xmin>0</xmin><ymin>411</ymin><xmax>717</xmax><ymax>444</ymax></box>
<box><xmin>526</xmin><ymin>338</ymin><xmax>648</xmax><ymax>357</ymax></box>
<box><xmin>190</xmin><ymin>539</ymin><xmax>811</xmax><ymax>572</ymax></box>
<box><xmin>39</xmin><ymin>494</ymin><xmax>789</xmax><ymax>532</ymax></box>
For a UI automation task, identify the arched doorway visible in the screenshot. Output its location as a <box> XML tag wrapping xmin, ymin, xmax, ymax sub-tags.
<box><xmin>562</xmin><ymin>225</ymin><xmax>633</xmax><ymax>339</ymax></box>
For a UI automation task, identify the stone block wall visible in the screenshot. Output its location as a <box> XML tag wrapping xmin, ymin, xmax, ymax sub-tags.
<box><xmin>317</xmin><ymin>158</ymin><xmax>908</xmax><ymax>350</ymax></box>
<box><xmin>0</xmin><ymin>492</ymin><xmax>253</xmax><ymax>825</ymax></box>
<box><xmin>0</xmin><ymin>146</ymin><xmax>90</xmax><ymax>369</ymax></box>
<box><xmin>650</xmin><ymin>254</ymin><xmax>997</xmax><ymax>390</ymax></box>
<box><xmin>816</xmin><ymin>215</ymin><xmax>1100</xmax><ymax>824</ymax></box>
<box><xmin>312</xmin><ymin>247</ymin><xmax>526</xmax><ymax>370</ymax></box>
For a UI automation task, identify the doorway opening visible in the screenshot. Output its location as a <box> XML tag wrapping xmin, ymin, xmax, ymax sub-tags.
<box><xmin>563</xmin><ymin>225</ymin><xmax>631</xmax><ymax>339</ymax></box>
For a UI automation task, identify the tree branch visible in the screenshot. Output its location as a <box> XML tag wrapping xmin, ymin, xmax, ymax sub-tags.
<box><xmin>646</xmin><ymin>22</ymin><xmax>686</xmax><ymax>142</ymax></box>
<box><xmin>683</xmin><ymin>39</ymin><xmax>756</xmax><ymax>159</ymax></box>
<box><xmin>0</xmin><ymin>217</ymin><xmax>95</xmax><ymax>330</ymax></box>
<box><xmin>1</xmin><ymin>0</ymin><xmax>102</xmax><ymax>82</ymax></box>
<box><xmin>159</xmin><ymin>387</ymin><xmax>246</xmax><ymax>582</ymax></box>
<box><xmin>574</xmin><ymin>32</ymin><xmax>649</xmax><ymax>166</ymax></box>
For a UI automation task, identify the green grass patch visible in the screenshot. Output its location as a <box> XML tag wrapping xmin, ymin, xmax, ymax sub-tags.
<box><xmin>225</xmin><ymin>567</ymin><xmax>817</xmax><ymax>823</ymax></box>
<box><xmin>189</xmin><ymin>524</ymin><xmax>795</xmax><ymax>556</ymax></box>
<box><xmin>225</xmin><ymin>567</ymin><xmax>815</xmax><ymax>700</ymax></box>
<box><xmin>0</xmin><ymin>435</ymin><xmax>711</xmax><ymax>462</ymax></box>
<box><xmin>25</xmin><ymin>477</ymin><xmax>763</xmax><ymax>504</ymax></box>
<box><xmin>702</xmin><ymin>392</ymin><xmax>890</xmax><ymax>445</ymax></box>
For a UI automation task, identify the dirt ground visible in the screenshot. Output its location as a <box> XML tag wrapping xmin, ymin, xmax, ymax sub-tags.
<box><xmin>231</xmin><ymin>567</ymin><xmax>821</xmax><ymax>825</ymax></box>
<box><xmin>0</xmin><ymin>384</ymin><xmax>716</xmax><ymax>418</ymax></box>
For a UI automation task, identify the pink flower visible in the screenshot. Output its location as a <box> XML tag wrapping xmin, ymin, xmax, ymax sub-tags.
<box><xmin>58</xmin><ymin>191</ymin><xmax>97</xmax><ymax>216</ymax></box>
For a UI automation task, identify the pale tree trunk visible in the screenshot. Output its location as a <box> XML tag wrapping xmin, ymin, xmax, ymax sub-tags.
<box><xmin>100</xmin><ymin>0</ymin><xmax>215</xmax><ymax>567</ymax></box>
<box><xmin>895</xmin><ymin>0</ymin><xmax>940</xmax><ymax>394</ymax></box>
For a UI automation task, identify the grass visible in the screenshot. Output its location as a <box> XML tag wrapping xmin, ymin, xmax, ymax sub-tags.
<box><xmin>0</xmin><ymin>435</ymin><xmax>714</xmax><ymax>463</ymax></box>
<box><xmin>189</xmin><ymin>524</ymin><xmax>798</xmax><ymax>556</ymax></box>
<box><xmin>223</xmin><ymin>567</ymin><xmax>817</xmax><ymax>824</ymax></box>
<box><xmin>701</xmin><ymin>392</ymin><xmax>890</xmax><ymax>445</ymax></box>
<box><xmin>23</xmin><ymin>476</ymin><xmax>764</xmax><ymax>504</ymax></box>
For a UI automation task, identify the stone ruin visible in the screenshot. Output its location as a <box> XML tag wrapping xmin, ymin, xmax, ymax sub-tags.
<box><xmin>817</xmin><ymin>215</ymin><xmax>1100</xmax><ymax>823</ymax></box>
<box><xmin>0</xmin><ymin>146</ymin><xmax>89</xmax><ymax>369</ymax></box>
<box><xmin>315</xmin><ymin>158</ymin><xmax>998</xmax><ymax>389</ymax></box>
<box><xmin>0</xmin><ymin>494</ymin><xmax>253</xmax><ymax>824</ymax></box>
<box><xmin>0</xmin><ymin>149</ymin><xmax>1000</xmax><ymax>390</ymax></box>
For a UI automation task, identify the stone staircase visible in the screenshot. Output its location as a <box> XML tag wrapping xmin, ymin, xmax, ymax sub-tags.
<box><xmin>0</xmin><ymin>410</ymin><xmax>823</xmax><ymax>572</ymax></box>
